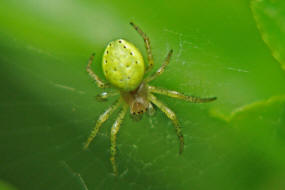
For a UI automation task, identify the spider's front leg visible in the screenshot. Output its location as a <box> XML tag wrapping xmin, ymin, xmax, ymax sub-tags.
<box><xmin>87</xmin><ymin>53</ymin><xmax>109</xmax><ymax>88</ymax></box>
<box><xmin>148</xmin><ymin>94</ymin><xmax>184</xmax><ymax>154</ymax></box>
<box><xmin>110</xmin><ymin>104</ymin><xmax>128</xmax><ymax>175</ymax></box>
<box><xmin>83</xmin><ymin>99</ymin><xmax>121</xmax><ymax>149</ymax></box>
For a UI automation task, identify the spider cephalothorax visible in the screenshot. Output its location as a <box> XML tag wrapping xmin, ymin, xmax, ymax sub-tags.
<box><xmin>84</xmin><ymin>22</ymin><xmax>217</xmax><ymax>175</ymax></box>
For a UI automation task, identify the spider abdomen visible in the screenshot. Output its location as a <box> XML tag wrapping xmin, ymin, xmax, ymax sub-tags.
<box><xmin>102</xmin><ymin>39</ymin><xmax>145</xmax><ymax>91</ymax></box>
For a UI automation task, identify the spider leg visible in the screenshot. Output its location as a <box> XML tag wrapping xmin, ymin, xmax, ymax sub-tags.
<box><xmin>130</xmin><ymin>22</ymin><xmax>154</xmax><ymax>73</ymax></box>
<box><xmin>87</xmin><ymin>53</ymin><xmax>109</xmax><ymax>88</ymax></box>
<box><xmin>110</xmin><ymin>104</ymin><xmax>128</xmax><ymax>175</ymax></box>
<box><xmin>96</xmin><ymin>91</ymin><xmax>119</xmax><ymax>102</ymax></box>
<box><xmin>145</xmin><ymin>49</ymin><xmax>173</xmax><ymax>82</ymax></box>
<box><xmin>148</xmin><ymin>93</ymin><xmax>184</xmax><ymax>154</ymax></box>
<box><xmin>148</xmin><ymin>85</ymin><xmax>217</xmax><ymax>103</ymax></box>
<box><xmin>83</xmin><ymin>99</ymin><xmax>121</xmax><ymax>149</ymax></box>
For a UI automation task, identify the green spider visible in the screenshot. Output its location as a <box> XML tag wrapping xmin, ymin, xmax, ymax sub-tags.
<box><xmin>84</xmin><ymin>22</ymin><xmax>217</xmax><ymax>175</ymax></box>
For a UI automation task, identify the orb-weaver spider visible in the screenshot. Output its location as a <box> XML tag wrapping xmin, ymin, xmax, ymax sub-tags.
<box><xmin>84</xmin><ymin>22</ymin><xmax>216</xmax><ymax>175</ymax></box>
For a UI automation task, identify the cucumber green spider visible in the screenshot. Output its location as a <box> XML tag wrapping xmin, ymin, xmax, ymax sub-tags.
<box><xmin>84</xmin><ymin>22</ymin><xmax>217</xmax><ymax>175</ymax></box>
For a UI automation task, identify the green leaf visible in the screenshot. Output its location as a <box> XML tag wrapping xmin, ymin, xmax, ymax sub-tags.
<box><xmin>1</xmin><ymin>0</ymin><xmax>285</xmax><ymax>190</ymax></box>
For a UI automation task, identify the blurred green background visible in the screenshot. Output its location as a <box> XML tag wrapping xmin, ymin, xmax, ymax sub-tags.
<box><xmin>1</xmin><ymin>0</ymin><xmax>285</xmax><ymax>189</ymax></box>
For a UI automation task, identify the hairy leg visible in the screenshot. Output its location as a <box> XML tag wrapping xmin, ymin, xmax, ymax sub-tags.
<box><xmin>110</xmin><ymin>104</ymin><xmax>128</xmax><ymax>175</ymax></box>
<box><xmin>148</xmin><ymin>93</ymin><xmax>184</xmax><ymax>154</ymax></box>
<box><xmin>130</xmin><ymin>22</ymin><xmax>154</xmax><ymax>73</ymax></box>
<box><xmin>145</xmin><ymin>49</ymin><xmax>173</xmax><ymax>82</ymax></box>
<box><xmin>87</xmin><ymin>53</ymin><xmax>109</xmax><ymax>88</ymax></box>
<box><xmin>83</xmin><ymin>99</ymin><xmax>121</xmax><ymax>149</ymax></box>
<box><xmin>148</xmin><ymin>85</ymin><xmax>217</xmax><ymax>103</ymax></box>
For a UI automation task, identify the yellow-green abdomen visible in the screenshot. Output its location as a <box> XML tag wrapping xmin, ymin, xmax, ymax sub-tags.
<box><xmin>102</xmin><ymin>39</ymin><xmax>145</xmax><ymax>91</ymax></box>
